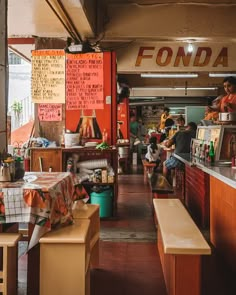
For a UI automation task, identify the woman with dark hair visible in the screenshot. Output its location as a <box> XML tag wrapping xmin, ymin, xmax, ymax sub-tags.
<box><xmin>209</xmin><ymin>76</ymin><xmax>236</xmax><ymax>114</ymax></box>
<box><xmin>145</xmin><ymin>136</ymin><xmax>162</xmax><ymax>167</ymax></box>
<box><xmin>219</xmin><ymin>76</ymin><xmax>236</xmax><ymax>112</ymax></box>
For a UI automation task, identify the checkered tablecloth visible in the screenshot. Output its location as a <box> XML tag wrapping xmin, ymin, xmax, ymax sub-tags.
<box><xmin>0</xmin><ymin>172</ymin><xmax>89</xmax><ymax>249</ymax></box>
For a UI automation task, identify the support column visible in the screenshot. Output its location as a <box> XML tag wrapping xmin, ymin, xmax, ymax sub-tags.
<box><xmin>0</xmin><ymin>0</ymin><xmax>8</xmax><ymax>151</ymax></box>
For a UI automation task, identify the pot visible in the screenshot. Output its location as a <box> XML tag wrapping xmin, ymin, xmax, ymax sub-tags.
<box><xmin>0</xmin><ymin>164</ymin><xmax>11</xmax><ymax>182</ymax></box>
<box><xmin>218</xmin><ymin>112</ymin><xmax>236</xmax><ymax>122</ymax></box>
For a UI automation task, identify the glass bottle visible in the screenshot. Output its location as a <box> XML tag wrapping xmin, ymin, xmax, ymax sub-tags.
<box><xmin>209</xmin><ymin>141</ymin><xmax>215</xmax><ymax>164</ymax></box>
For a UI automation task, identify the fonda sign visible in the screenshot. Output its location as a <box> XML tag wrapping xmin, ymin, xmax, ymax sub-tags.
<box><xmin>117</xmin><ymin>43</ymin><xmax>236</xmax><ymax>72</ymax></box>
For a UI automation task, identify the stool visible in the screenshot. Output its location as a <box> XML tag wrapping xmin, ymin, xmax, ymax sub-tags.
<box><xmin>40</xmin><ymin>221</ymin><xmax>91</xmax><ymax>295</ymax></box>
<box><xmin>0</xmin><ymin>233</ymin><xmax>21</xmax><ymax>295</ymax></box>
<box><xmin>142</xmin><ymin>160</ymin><xmax>156</xmax><ymax>183</ymax></box>
<box><xmin>72</xmin><ymin>204</ymin><xmax>100</xmax><ymax>268</ymax></box>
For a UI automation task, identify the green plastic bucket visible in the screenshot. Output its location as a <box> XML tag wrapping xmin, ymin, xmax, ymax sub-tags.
<box><xmin>90</xmin><ymin>190</ymin><xmax>113</xmax><ymax>218</ymax></box>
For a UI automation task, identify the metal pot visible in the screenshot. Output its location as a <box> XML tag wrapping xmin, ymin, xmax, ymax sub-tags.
<box><xmin>218</xmin><ymin>112</ymin><xmax>236</xmax><ymax>122</ymax></box>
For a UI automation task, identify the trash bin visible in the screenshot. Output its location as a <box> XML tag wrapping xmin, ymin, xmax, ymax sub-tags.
<box><xmin>90</xmin><ymin>189</ymin><xmax>113</xmax><ymax>218</ymax></box>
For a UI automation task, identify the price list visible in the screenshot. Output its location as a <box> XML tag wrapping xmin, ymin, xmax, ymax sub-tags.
<box><xmin>66</xmin><ymin>52</ymin><xmax>104</xmax><ymax>110</ymax></box>
<box><xmin>31</xmin><ymin>50</ymin><xmax>65</xmax><ymax>103</ymax></box>
<box><xmin>38</xmin><ymin>103</ymin><xmax>62</xmax><ymax>121</ymax></box>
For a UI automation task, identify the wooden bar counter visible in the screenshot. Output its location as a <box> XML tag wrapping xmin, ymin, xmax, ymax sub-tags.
<box><xmin>174</xmin><ymin>153</ymin><xmax>236</xmax><ymax>272</ymax></box>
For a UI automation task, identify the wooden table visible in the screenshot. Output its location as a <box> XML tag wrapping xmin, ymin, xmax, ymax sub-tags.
<box><xmin>0</xmin><ymin>172</ymin><xmax>88</xmax><ymax>295</ymax></box>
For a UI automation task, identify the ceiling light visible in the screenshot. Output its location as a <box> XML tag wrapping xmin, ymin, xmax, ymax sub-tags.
<box><xmin>209</xmin><ymin>73</ymin><xmax>236</xmax><ymax>77</ymax></box>
<box><xmin>187</xmin><ymin>43</ymin><xmax>194</xmax><ymax>53</ymax></box>
<box><xmin>141</xmin><ymin>73</ymin><xmax>198</xmax><ymax>78</ymax></box>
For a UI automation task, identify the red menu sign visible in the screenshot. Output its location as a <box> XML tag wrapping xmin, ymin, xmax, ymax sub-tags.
<box><xmin>66</xmin><ymin>53</ymin><xmax>104</xmax><ymax>110</ymax></box>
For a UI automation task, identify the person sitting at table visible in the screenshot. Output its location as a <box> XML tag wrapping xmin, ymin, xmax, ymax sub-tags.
<box><xmin>145</xmin><ymin>136</ymin><xmax>163</xmax><ymax>169</ymax></box>
<box><xmin>176</xmin><ymin>115</ymin><xmax>185</xmax><ymax>128</ymax></box>
<box><xmin>162</xmin><ymin>122</ymin><xmax>197</xmax><ymax>180</ymax></box>
<box><xmin>159</xmin><ymin>118</ymin><xmax>175</xmax><ymax>143</ymax></box>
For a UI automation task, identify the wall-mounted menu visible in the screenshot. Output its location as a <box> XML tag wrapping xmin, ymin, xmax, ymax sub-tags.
<box><xmin>31</xmin><ymin>50</ymin><xmax>65</xmax><ymax>103</ymax></box>
<box><xmin>38</xmin><ymin>104</ymin><xmax>62</xmax><ymax>121</ymax></box>
<box><xmin>66</xmin><ymin>53</ymin><xmax>104</xmax><ymax>110</ymax></box>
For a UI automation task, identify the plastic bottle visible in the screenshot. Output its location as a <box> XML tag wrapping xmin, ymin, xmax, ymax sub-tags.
<box><xmin>209</xmin><ymin>141</ymin><xmax>215</xmax><ymax>164</ymax></box>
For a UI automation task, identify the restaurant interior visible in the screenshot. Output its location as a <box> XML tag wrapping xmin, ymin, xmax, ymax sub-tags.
<box><xmin>1</xmin><ymin>1</ymin><xmax>236</xmax><ymax>295</ymax></box>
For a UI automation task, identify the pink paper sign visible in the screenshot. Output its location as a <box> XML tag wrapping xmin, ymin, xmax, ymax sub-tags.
<box><xmin>66</xmin><ymin>53</ymin><xmax>104</xmax><ymax>110</ymax></box>
<box><xmin>38</xmin><ymin>104</ymin><xmax>62</xmax><ymax>121</ymax></box>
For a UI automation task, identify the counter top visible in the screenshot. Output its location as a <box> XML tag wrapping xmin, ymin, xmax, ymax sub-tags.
<box><xmin>174</xmin><ymin>153</ymin><xmax>236</xmax><ymax>189</ymax></box>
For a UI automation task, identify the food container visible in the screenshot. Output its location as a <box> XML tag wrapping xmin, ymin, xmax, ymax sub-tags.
<box><xmin>218</xmin><ymin>112</ymin><xmax>236</xmax><ymax>122</ymax></box>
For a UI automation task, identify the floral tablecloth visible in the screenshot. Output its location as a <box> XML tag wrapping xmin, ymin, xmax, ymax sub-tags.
<box><xmin>0</xmin><ymin>172</ymin><xmax>88</xmax><ymax>249</ymax></box>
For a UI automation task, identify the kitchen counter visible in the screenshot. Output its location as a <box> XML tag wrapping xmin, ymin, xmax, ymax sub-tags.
<box><xmin>174</xmin><ymin>153</ymin><xmax>236</xmax><ymax>189</ymax></box>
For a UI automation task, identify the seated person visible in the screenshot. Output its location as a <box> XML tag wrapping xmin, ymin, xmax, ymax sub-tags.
<box><xmin>145</xmin><ymin>136</ymin><xmax>163</xmax><ymax>169</ymax></box>
<box><xmin>176</xmin><ymin>115</ymin><xmax>185</xmax><ymax>128</ymax></box>
<box><xmin>163</xmin><ymin>122</ymin><xmax>197</xmax><ymax>179</ymax></box>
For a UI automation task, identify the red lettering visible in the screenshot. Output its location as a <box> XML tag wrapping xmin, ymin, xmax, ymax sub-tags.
<box><xmin>193</xmin><ymin>47</ymin><xmax>212</xmax><ymax>67</ymax></box>
<box><xmin>213</xmin><ymin>47</ymin><xmax>228</xmax><ymax>67</ymax></box>
<box><xmin>156</xmin><ymin>47</ymin><xmax>172</xmax><ymax>66</ymax></box>
<box><xmin>135</xmin><ymin>47</ymin><xmax>154</xmax><ymax>66</ymax></box>
<box><xmin>174</xmin><ymin>47</ymin><xmax>192</xmax><ymax>66</ymax></box>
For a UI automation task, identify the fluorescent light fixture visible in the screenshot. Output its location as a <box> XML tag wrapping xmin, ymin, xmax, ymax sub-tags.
<box><xmin>209</xmin><ymin>73</ymin><xmax>236</xmax><ymax>77</ymax></box>
<box><xmin>132</xmin><ymin>87</ymin><xmax>218</xmax><ymax>91</ymax></box>
<box><xmin>129</xmin><ymin>96</ymin><xmax>157</xmax><ymax>99</ymax></box>
<box><xmin>141</xmin><ymin>73</ymin><xmax>198</xmax><ymax>78</ymax></box>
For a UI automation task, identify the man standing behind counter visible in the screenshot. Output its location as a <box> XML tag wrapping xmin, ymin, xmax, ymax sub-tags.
<box><xmin>163</xmin><ymin>122</ymin><xmax>197</xmax><ymax>179</ymax></box>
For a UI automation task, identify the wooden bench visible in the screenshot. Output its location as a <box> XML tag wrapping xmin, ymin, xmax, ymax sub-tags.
<box><xmin>142</xmin><ymin>159</ymin><xmax>156</xmax><ymax>183</ymax></box>
<box><xmin>40</xmin><ymin>221</ymin><xmax>91</xmax><ymax>295</ymax></box>
<box><xmin>153</xmin><ymin>199</ymin><xmax>211</xmax><ymax>295</ymax></box>
<box><xmin>72</xmin><ymin>204</ymin><xmax>100</xmax><ymax>268</ymax></box>
<box><xmin>0</xmin><ymin>233</ymin><xmax>21</xmax><ymax>295</ymax></box>
<box><xmin>150</xmin><ymin>173</ymin><xmax>174</xmax><ymax>199</ymax></box>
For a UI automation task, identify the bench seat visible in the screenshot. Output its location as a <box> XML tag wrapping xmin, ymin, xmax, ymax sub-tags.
<box><xmin>150</xmin><ymin>173</ymin><xmax>174</xmax><ymax>196</ymax></box>
<box><xmin>153</xmin><ymin>199</ymin><xmax>211</xmax><ymax>295</ymax></box>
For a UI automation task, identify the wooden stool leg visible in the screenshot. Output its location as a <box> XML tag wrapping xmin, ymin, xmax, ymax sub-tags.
<box><xmin>0</xmin><ymin>243</ymin><xmax>18</xmax><ymax>295</ymax></box>
<box><xmin>144</xmin><ymin>166</ymin><xmax>148</xmax><ymax>183</ymax></box>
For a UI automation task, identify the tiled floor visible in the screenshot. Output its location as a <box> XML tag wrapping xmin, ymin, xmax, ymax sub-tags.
<box><xmin>18</xmin><ymin>164</ymin><xmax>236</xmax><ymax>294</ymax></box>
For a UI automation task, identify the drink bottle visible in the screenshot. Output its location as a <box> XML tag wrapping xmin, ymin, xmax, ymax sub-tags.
<box><xmin>209</xmin><ymin>141</ymin><xmax>215</xmax><ymax>164</ymax></box>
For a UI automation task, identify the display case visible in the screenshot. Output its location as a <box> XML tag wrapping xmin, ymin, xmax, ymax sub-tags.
<box><xmin>195</xmin><ymin>125</ymin><xmax>236</xmax><ymax>161</ymax></box>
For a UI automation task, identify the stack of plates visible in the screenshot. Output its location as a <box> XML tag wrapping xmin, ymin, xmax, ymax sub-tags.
<box><xmin>84</xmin><ymin>142</ymin><xmax>98</xmax><ymax>147</ymax></box>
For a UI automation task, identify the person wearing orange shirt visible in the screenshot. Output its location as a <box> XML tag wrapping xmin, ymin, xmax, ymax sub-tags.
<box><xmin>158</xmin><ymin>107</ymin><xmax>172</xmax><ymax>131</ymax></box>
<box><xmin>208</xmin><ymin>77</ymin><xmax>236</xmax><ymax>115</ymax></box>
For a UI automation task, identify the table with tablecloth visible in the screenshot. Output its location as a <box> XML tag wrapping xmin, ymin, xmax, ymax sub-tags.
<box><xmin>0</xmin><ymin>172</ymin><xmax>89</xmax><ymax>295</ymax></box>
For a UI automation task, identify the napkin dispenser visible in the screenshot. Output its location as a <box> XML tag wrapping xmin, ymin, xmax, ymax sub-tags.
<box><xmin>0</xmin><ymin>164</ymin><xmax>11</xmax><ymax>182</ymax></box>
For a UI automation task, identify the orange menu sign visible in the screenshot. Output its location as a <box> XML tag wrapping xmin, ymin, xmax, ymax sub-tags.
<box><xmin>66</xmin><ymin>53</ymin><xmax>104</xmax><ymax>110</ymax></box>
<box><xmin>31</xmin><ymin>50</ymin><xmax>65</xmax><ymax>103</ymax></box>
<box><xmin>38</xmin><ymin>103</ymin><xmax>62</xmax><ymax>121</ymax></box>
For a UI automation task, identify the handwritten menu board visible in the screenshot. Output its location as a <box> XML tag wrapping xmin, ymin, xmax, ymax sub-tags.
<box><xmin>66</xmin><ymin>53</ymin><xmax>104</xmax><ymax>110</ymax></box>
<box><xmin>38</xmin><ymin>104</ymin><xmax>62</xmax><ymax>121</ymax></box>
<box><xmin>31</xmin><ymin>50</ymin><xmax>65</xmax><ymax>103</ymax></box>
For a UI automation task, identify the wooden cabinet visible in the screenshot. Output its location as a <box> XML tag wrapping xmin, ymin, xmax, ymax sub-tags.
<box><xmin>30</xmin><ymin>148</ymin><xmax>62</xmax><ymax>172</ymax></box>
<box><xmin>62</xmin><ymin>147</ymin><xmax>118</xmax><ymax>217</ymax></box>
<box><xmin>210</xmin><ymin>176</ymin><xmax>236</xmax><ymax>272</ymax></box>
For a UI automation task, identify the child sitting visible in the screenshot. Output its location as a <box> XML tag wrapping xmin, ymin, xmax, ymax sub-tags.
<box><xmin>145</xmin><ymin>136</ymin><xmax>163</xmax><ymax>170</ymax></box>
